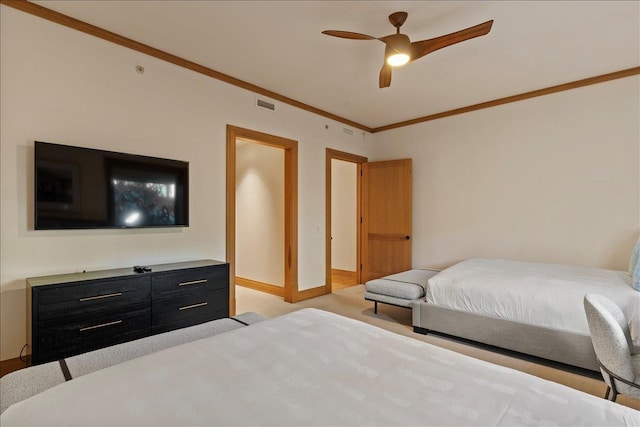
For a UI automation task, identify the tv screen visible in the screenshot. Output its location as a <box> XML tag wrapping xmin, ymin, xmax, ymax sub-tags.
<box><xmin>35</xmin><ymin>141</ymin><xmax>189</xmax><ymax>229</ymax></box>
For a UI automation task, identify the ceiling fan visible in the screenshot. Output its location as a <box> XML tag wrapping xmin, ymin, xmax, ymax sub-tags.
<box><xmin>322</xmin><ymin>12</ymin><xmax>494</xmax><ymax>88</ymax></box>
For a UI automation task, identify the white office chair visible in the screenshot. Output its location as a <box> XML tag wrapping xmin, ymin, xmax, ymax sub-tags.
<box><xmin>583</xmin><ymin>293</ymin><xmax>640</xmax><ymax>402</ymax></box>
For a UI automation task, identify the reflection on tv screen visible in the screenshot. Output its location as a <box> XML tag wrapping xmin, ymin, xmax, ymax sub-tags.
<box><xmin>113</xmin><ymin>179</ymin><xmax>176</xmax><ymax>226</ymax></box>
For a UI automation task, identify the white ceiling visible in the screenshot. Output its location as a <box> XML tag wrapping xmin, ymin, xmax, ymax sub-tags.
<box><xmin>33</xmin><ymin>1</ymin><xmax>640</xmax><ymax>130</ymax></box>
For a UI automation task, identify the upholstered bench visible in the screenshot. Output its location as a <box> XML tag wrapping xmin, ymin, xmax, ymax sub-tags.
<box><xmin>365</xmin><ymin>269</ymin><xmax>440</xmax><ymax>313</ymax></box>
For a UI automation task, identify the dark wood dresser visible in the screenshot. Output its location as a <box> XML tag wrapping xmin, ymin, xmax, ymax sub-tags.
<box><xmin>27</xmin><ymin>260</ymin><xmax>229</xmax><ymax>365</ymax></box>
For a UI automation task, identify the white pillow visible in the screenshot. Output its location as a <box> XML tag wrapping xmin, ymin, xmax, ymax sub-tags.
<box><xmin>629</xmin><ymin>239</ymin><xmax>640</xmax><ymax>277</ymax></box>
<box><xmin>634</xmin><ymin>256</ymin><xmax>640</xmax><ymax>292</ymax></box>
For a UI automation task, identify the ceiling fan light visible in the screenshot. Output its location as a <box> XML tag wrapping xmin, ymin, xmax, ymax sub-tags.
<box><xmin>384</xmin><ymin>34</ymin><xmax>411</xmax><ymax>67</ymax></box>
<box><xmin>387</xmin><ymin>52</ymin><xmax>410</xmax><ymax>67</ymax></box>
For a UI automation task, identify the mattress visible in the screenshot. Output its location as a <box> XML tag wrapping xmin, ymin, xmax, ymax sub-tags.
<box><xmin>2</xmin><ymin>308</ymin><xmax>638</xmax><ymax>426</ymax></box>
<box><xmin>426</xmin><ymin>258</ymin><xmax>640</xmax><ymax>346</ymax></box>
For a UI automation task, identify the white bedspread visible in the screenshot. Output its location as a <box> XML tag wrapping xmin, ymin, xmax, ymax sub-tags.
<box><xmin>426</xmin><ymin>258</ymin><xmax>640</xmax><ymax>346</ymax></box>
<box><xmin>2</xmin><ymin>308</ymin><xmax>638</xmax><ymax>426</ymax></box>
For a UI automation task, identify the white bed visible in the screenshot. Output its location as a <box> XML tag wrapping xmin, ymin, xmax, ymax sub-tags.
<box><xmin>2</xmin><ymin>308</ymin><xmax>638</xmax><ymax>426</ymax></box>
<box><xmin>413</xmin><ymin>258</ymin><xmax>640</xmax><ymax>371</ymax></box>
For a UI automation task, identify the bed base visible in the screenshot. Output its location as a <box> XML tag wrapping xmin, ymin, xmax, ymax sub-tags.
<box><xmin>412</xmin><ymin>301</ymin><xmax>599</xmax><ymax>372</ymax></box>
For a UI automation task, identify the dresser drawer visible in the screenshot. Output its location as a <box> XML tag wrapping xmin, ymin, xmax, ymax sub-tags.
<box><xmin>36</xmin><ymin>276</ymin><xmax>151</xmax><ymax>322</ymax></box>
<box><xmin>151</xmin><ymin>289</ymin><xmax>228</xmax><ymax>332</ymax></box>
<box><xmin>152</xmin><ymin>265</ymin><xmax>228</xmax><ymax>300</ymax></box>
<box><xmin>35</xmin><ymin>306</ymin><xmax>150</xmax><ymax>364</ymax></box>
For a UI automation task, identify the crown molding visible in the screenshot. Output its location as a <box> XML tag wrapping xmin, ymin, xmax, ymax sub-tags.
<box><xmin>0</xmin><ymin>0</ymin><xmax>372</xmax><ymax>133</ymax></box>
<box><xmin>2</xmin><ymin>0</ymin><xmax>638</xmax><ymax>135</ymax></box>
<box><xmin>372</xmin><ymin>67</ymin><xmax>640</xmax><ymax>133</ymax></box>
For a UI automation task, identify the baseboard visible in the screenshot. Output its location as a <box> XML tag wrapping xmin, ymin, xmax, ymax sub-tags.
<box><xmin>0</xmin><ymin>356</ymin><xmax>30</xmax><ymax>377</ymax></box>
<box><xmin>297</xmin><ymin>286</ymin><xmax>328</xmax><ymax>301</ymax></box>
<box><xmin>331</xmin><ymin>269</ymin><xmax>356</xmax><ymax>280</ymax></box>
<box><xmin>236</xmin><ymin>277</ymin><xmax>284</xmax><ymax>297</ymax></box>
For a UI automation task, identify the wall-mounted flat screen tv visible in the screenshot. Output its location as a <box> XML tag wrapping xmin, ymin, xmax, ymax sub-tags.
<box><xmin>35</xmin><ymin>141</ymin><xmax>189</xmax><ymax>230</ymax></box>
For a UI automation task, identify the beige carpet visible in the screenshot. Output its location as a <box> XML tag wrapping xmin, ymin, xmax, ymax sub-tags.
<box><xmin>236</xmin><ymin>284</ymin><xmax>640</xmax><ymax>411</ymax></box>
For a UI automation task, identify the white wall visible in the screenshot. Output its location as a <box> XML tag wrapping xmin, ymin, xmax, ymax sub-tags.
<box><xmin>236</xmin><ymin>141</ymin><xmax>284</xmax><ymax>285</ymax></box>
<box><xmin>371</xmin><ymin>77</ymin><xmax>640</xmax><ymax>271</ymax></box>
<box><xmin>331</xmin><ymin>160</ymin><xmax>357</xmax><ymax>271</ymax></box>
<box><xmin>0</xmin><ymin>6</ymin><xmax>372</xmax><ymax>360</ymax></box>
<box><xmin>2</xmin><ymin>5</ymin><xmax>637</xmax><ymax>362</ymax></box>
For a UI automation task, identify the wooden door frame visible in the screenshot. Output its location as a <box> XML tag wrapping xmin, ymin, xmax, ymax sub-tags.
<box><xmin>226</xmin><ymin>125</ymin><xmax>299</xmax><ymax>314</ymax></box>
<box><xmin>325</xmin><ymin>148</ymin><xmax>368</xmax><ymax>293</ymax></box>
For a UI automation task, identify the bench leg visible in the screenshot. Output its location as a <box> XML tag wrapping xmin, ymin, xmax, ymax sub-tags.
<box><xmin>374</xmin><ymin>301</ymin><xmax>378</xmax><ymax>314</ymax></box>
<box><xmin>413</xmin><ymin>326</ymin><xmax>430</xmax><ymax>335</ymax></box>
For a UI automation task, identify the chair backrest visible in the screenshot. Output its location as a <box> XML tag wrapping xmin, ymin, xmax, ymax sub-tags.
<box><xmin>583</xmin><ymin>293</ymin><xmax>634</xmax><ymax>382</ymax></box>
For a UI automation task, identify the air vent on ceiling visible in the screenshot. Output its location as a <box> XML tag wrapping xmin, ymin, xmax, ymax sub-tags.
<box><xmin>256</xmin><ymin>97</ymin><xmax>276</xmax><ymax>112</ymax></box>
<box><xmin>342</xmin><ymin>127</ymin><xmax>353</xmax><ymax>135</ymax></box>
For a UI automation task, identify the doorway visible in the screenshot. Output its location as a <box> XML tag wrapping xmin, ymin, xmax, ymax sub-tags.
<box><xmin>235</xmin><ymin>139</ymin><xmax>284</xmax><ymax>296</ymax></box>
<box><xmin>325</xmin><ymin>148</ymin><xmax>368</xmax><ymax>293</ymax></box>
<box><xmin>226</xmin><ymin>125</ymin><xmax>299</xmax><ymax>315</ymax></box>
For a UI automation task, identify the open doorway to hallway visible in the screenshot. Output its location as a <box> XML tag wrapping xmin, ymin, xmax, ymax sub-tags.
<box><xmin>325</xmin><ymin>148</ymin><xmax>368</xmax><ymax>293</ymax></box>
<box><xmin>331</xmin><ymin>159</ymin><xmax>358</xmax><ymax>290</ymax></box>
<box><xmin>226</xmin><ymin>125</ymin><xmax>298</xmax><ymax>315</ymax></box>
<box><xmin>235</xmin><ymin>139</ymin><xmax>285</xmax><ymax>296</ymax></box>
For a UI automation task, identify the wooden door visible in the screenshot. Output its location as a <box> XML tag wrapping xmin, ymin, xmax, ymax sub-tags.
<box><xmin>361</xmin><ymin>159</ymin><xmax>412</xmax><ymax>282</ymax></box>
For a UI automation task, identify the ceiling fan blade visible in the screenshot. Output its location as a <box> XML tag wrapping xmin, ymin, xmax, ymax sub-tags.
<box><xmin>410</xmin><ymin>20</ymin><xmax>493</xmax><ymax>61</ymax></box>
<box><xmin>322</xmin><ymin>30</ymin><xmax>377</xmax><ymax>40</ymax></box>
<box><xmin>379</xmin><ymin>63</ymin><xmax>392</xmax><ymax>88</ymax></box>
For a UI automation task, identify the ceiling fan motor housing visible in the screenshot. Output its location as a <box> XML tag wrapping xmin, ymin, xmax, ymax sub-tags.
<box><xmin>384</xmin><ymin>34</ymin><xmax>412</xmax><ymax>67</ymax></box>
<box><xmin>385</xmin><ymin>34</ymin><xmax>411</xmax><ymax>56</ymax></box>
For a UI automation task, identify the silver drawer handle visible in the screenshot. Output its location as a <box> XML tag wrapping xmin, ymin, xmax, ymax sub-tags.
<box><xmin>179</xmin><ymin>302</ymin><xmax>208</xmax><ymax>311</ymax></box>
<box><xmin>80</xmin><ymin>320</ymin><xmax>123</xmax><ymax>332</ymax></box>
<box><xmin>178</xmin><ymin>279</ymin><xmax>208</xmax><ymax>287</ymax></box>
<box><xmin>79</xmin><ymin>292</ymin><xmax>123</xmax><ymax>302</ymax></box>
